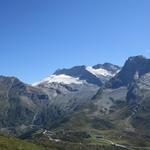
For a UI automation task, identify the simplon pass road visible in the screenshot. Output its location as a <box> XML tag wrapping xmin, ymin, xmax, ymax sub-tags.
<box><xmin>97</xmin><ymin>138</ymin><xmax>130</xmax><ymax>149</ymax></box>
<box><xmin>97</xmin><ymin>138</ymin><xmax>150</xmax><ymax>150</ymax></box>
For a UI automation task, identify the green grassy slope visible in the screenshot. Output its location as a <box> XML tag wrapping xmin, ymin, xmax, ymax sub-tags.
<box><xmin>0</xmin><ymin>133</ymin><xmax>130</xmax><ymax>150</ymax></box>
<box><xmin>0</xmin><ymin>134</ymin><xmax>45</xmax><ymax>150</ymax></box>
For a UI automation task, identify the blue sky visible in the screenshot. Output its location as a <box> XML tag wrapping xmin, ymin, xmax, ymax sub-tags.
<box><xmin>0</xmin><ymin>0</ymin><xmax>150</xmax><ymax>83</ymax></box>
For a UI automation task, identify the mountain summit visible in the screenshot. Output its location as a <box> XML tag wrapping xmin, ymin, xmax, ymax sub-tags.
<box><xmin>106</xmin><ymin>55</ymin><xmax>150</xmax><ymax>88</ymax></box>
<box><xmin>33</xmin><ymin>63</ymin><xmax>120</xmax><ymax>87</ymax></box>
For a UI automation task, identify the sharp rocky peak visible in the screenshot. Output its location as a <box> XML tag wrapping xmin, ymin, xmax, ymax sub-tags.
<box><xmin>106</xmin><ymin>55</ymin><xmax>150</xmax><ymax>88</ymax></box>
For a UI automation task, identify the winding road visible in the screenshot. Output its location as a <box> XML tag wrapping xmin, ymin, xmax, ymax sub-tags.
<box><xmin>97</xmin><ymin>138</ymin><xmax>150</xmax><ymax>150</ymax></box>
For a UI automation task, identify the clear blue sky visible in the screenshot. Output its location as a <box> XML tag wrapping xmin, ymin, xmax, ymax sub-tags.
<box><xmin>0</xmin><ymin>0</ymin><xmax>150</xmax><ymax>83</ymax></box>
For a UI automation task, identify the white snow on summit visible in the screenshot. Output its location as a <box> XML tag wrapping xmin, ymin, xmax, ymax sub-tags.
<box><xmin>86</xmin><ymin>66</ymin><xmax>114</xmax><ymax>77</ymax></box>
<box><xmin>32</xmin><ymin>74</ymin><xmax>84</xmax><ymax>86</ymax></box>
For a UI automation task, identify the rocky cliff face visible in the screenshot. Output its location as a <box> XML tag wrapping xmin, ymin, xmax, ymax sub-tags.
<box><xmin>106</xmin><ymin>55</ymin><xmax>150</xmax><ymax>88</ymax></box>
<box><xmin>0</xmin><ymin>76</ymin><xmax>49</xmax><ymax>135</ymax></box>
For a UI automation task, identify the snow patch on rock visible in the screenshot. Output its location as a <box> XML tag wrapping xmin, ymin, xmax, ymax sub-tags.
<box><xmin>86</xmin><ymin>66</ymin><xmax>114</xmax><ymax>77</ymax></box>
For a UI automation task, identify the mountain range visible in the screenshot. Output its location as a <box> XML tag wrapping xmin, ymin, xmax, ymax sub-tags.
<box><xmin>0</xmin><ymin>55</ymin><xmax>150</xmax><ymax>150</ymax></box>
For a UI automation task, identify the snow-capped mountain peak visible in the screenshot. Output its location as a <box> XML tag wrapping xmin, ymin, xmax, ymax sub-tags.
<box><xmin>32</xmin><ymin>74</ymin><xmax>84</xmax><ymax>86</ymax></box>
<box><xmin>33</xmin><ymin>63</ymin><xmax>120</xmax><ymax>87</ymax></box>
